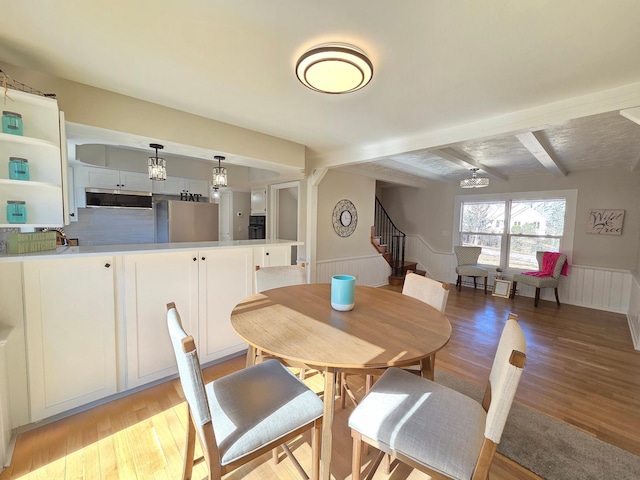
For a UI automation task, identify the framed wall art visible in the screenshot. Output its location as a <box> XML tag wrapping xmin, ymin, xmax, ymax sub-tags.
<box><xmin>586</xmin><ymin>209</ymin><xmax>625</xmax><ymax>235</ymax></box>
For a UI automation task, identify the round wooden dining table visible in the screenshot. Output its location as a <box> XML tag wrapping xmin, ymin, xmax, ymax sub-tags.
<box><xmin>230</xmin><ymin>283</ymin><xmax>452</xmax><ymax>480</ymax></box>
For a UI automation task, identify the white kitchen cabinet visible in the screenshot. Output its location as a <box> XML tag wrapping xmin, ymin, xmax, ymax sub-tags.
<box><xmin>78</xmin><ymin>165</ymin><xmax>152</xmax><ymax>192</ymax></box>
<box><xmin>122</xmin><ymin>251</ymin><xmax>200</xmax><ymax>389</ymax></box>
<box><xmin>23</xmin><ymin>256</ymin><xmax>117</xmax><ymax>421</ymax></box>
<box><xmin>151</xmin><ymin>176</ymin><xmax>209</xmax><ymax>197</ymax></box>
<box><xmin>255</xmin><ymin>245</ymin><xmax>291</xmax><ymax>268</ymax></box>
<box><xmin>251</xmin><ymin>187</ymin><xmax>267</xmax><ymax>215</ymax></box>
<box><xmin>0</xmin><ymin>90</ymin><xmax>64</xmax><ymax>228</ymax></box>
<box><xmin>122</xmin><ymin>248</ymin><xmax>249</xmax><ymax>388</ymax></box>
<box><xmin>0</xmin><ymin>328</ymin><xmax>12</xmax><ymax>468</ymax></box>
<box><xmin>198</xmin><ymin>248</ymin><xmax>252</xmax><ymax>364</ymax></box>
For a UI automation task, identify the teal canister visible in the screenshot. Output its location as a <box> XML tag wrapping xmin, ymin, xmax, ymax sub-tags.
<box><xmin>2</xmin><ymin>111</ymin><xmax>23</xmax><ymax>135</ymax></box>
<box><xmin>9</xmin><ymin>157</ymin><xmax>29</xmax><ymax>180</ymax></box>
<box><xmin>6</xmin><ymin>200</ymin><xmax>27</xmax><ymax>224</ymax></box>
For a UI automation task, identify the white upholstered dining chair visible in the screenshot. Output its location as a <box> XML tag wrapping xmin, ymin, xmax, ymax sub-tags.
<box><xmin>349</xmin><ymin>312</ymin><xmax>526</xmax><ymax>480</ymax></box>
<box><xmin>166</xmin><ymin>302</ymin><xmax>323</xmax><ymax>480</ymax></box>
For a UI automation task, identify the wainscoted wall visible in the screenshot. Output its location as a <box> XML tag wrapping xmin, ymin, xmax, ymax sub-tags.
<box><xmin>628</xmin><ymin>273</ymin><xmax>640</xmax><ymax>349</ymax></box>
<box><xmin>406</xmin><ymin>234</ymin><xmax>633</xmax><ymax>316</ymax></box>
<box><xmin>63</xmin><ymin>208</ymin><xmax>155</xmax><ymax>246</ymax></box>
<box><xmin>315</xmin><ymin>254</ymin><xmax>390</xmax><ymax>287</ymax></box>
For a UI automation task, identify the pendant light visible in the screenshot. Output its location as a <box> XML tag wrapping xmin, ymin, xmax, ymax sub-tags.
<box><xmin>148</xmin><ymin>143</ymin><xmax>166</xmax><ymax>181</ymax></box>
<box><xmin>211</xmin><ymin>155</ymin><xmax>227</xmax><ymax>200</ymax></box>
<box><xmin>460</xmin><ymin>168</ymin><xmax>489</xmax><ymax>188</ymax></box>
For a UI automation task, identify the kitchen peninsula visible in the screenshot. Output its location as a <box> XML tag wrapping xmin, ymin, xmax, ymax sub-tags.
<box><xmin>0</xmin><ymin>239</ymin><xmax>302</xmax><ymax>446</ymax></box>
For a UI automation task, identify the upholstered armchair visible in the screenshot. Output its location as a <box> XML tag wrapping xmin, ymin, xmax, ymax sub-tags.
<box><xmin>454</xmin><ymin>246</ymin><xmax>489</xmax><ymax>294</ymax></box>
<box><xmin>511</xmin><ymin>251</ymin><xmax>568</xmax><ymax>307</ymax></box>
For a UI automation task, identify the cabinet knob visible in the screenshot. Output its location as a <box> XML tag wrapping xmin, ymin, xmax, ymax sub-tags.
<box><xmin>70</xmin><ymin>212</ymin><xmax>75</xmax><ymax>217</ymax></box>
<box><xmin>266</xmin><ymin>252</ymin><xmax>269</xmax><ymax>256</ymax></box>
<box><xmin>193</xmin><ymin>257</ymin><xmax>197</xmax><ymax>261</ymax></box>
<box><xmin>201</xmin><ymin>256</ymin><xmax>206</xmax><ymax>261</ymax></box>
<box><xmin>104</xmin><ymin>263</ymin><xmax>111</xmax><ymax>268</ymax></box>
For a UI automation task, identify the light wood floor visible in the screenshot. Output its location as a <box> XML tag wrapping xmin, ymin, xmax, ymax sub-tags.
<box><xmin>2</xmin><ymin>285</ymin><xmax>639</xmax><ymax>480</ymax></box>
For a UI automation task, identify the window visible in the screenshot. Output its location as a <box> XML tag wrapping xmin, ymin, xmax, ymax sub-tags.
<box><xmin>455</xmin><ymin>190</ymin><xmax>576</xmax><ymax>271</ymax></box>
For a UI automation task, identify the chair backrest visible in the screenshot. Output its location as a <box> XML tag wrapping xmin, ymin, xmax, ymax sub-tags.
<box><xmin>454</xmin><ymin>246</ymin><xmax>482</xmax><ymax>266</ymax></box>
<box><xmin>255</xmin><ymin>263</ymin><xmax>307</xmax><ymax>293</ymax></box>
<box><xmin>166</xmin><ymin>302</ymin><xmax>216</xmax><ymax>450</ymax></box>
<box><xmin>483</xmin><ymin>312</ymin><xmax>527</xmax><ymax>444</ymax></box>
<box><xmin>535</xmin><ymin>251</ymin><xmax>567</xmax><ymax>279</ymax></box>
<box><xmin>402</xmin><ymin>272</ymin><xmax>450</xmax><ymax>313</ymax></box>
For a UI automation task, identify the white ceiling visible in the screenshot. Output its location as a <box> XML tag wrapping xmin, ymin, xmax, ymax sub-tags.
<box><xmin>2</xmin><ymin>1</ymin><xmax>640</xmax><ymax>187</ymax></box>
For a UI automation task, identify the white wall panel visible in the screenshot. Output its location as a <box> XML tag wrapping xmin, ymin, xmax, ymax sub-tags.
<box><xmin>315</xmin><ymin>254</ymin><xmax>390</xmax><ymax>287</ymax></box>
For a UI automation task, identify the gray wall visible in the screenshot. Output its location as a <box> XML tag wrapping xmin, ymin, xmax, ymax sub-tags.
<box><xmin>278</xmin><ymin>188</ymin><xmax>298</xmax><ymax>241</ymax></box>
<box><xmin>63</xmin><ymin>208</ymin><xmax>155</xmax><ymax>246</ymax></box>
<box><xmin>380</xmin><ymin>168</ymin><xmax>640</xmax><ymax>270</ymax></box>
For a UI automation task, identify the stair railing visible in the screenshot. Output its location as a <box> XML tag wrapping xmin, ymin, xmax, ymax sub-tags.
<box><xmin>374</xmin><ymin>197</ymin><xmax>406</xmax><ymax>277</ymax></box>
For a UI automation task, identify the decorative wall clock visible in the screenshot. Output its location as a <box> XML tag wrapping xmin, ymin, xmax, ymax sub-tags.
<box><xmin>332</xmin><ymin>199</ymin><xmax>358</xmax><ymax>237</ymax></box>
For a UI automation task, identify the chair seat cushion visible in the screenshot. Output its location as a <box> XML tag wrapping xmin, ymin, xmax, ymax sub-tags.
<box><xmin>513</xmin><ymin>273</ymin><xmax>559</xmax><ymax>288</ymax></box>
<box><xmin>349</xmin><ymin>368</ymin><xmax>486</xmax><ymax>480</ymax></box>
<box><xmin>207</xmin><ymin>359</ymin><xmax>323</xmax><ymax>466</ymax></box>
<box><xmin>456</xmin><ymin>265</ymin><xmax>488</xmax><ymax>277</ymax></box>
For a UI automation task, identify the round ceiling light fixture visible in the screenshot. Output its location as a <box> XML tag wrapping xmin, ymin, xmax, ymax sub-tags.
<box><xmin>295</xmin><ymin>43</ymin><xmax>373</xmax><ymax>94</ymax></box>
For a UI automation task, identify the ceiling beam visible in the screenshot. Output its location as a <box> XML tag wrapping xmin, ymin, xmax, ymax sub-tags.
<box><xmin>430</xmin><ymin>148</ymin><xmax>509</xmax><ymax>181</ymax></box>
<box><xmin>516</xmin><ymin>131</ymin><xmax>567</xmax><ymax>177</ymax></box>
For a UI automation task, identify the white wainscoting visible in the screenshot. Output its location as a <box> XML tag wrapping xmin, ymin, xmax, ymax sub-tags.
<box><xmin>627</xmin><ymin>273</ymin><xmax>640</xmax><ymax>350</ymax></box>
<box><xmin>315</xmin><ymin>254</ymin><xmax>390</xmax><ymax>287</ymax></box>
<box><xmin>406</xmin><ymin>234</ymin><xmax>633</xmax><ymax>315</ymax></box>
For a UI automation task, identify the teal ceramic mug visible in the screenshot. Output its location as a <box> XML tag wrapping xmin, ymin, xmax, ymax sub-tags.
<box><xmin>331</xmin><ymin>275</ymin><xmax>356</xmax><ymax>311</ymax></box>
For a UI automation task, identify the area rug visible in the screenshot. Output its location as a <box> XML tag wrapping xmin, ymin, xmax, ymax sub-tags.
<box><xmin>435</xmin><ymin>369</ymin><xmax>640</xmax><ymax>480</ymax></box>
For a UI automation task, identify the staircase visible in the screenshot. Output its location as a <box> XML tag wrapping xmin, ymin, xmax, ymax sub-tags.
<box><xmin>371</xmin><ymin>197</ymin><xmax>425</xmax><ymax>286</ymax></box>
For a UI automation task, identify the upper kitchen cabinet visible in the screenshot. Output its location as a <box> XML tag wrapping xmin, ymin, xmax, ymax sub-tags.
<box><xmin>251</xmin><ymin>187</ymin><xmax>267</xmax><ymax>215</ymax></box>
<box><xmin>0</xmin><ymin>90</ymin><xmax>64</xmax><ymax>228</ymax></box>
<box><xmin>75</xmin><ymin>165</ymin><xmax>152</xmax><ymax>192</ymax></box>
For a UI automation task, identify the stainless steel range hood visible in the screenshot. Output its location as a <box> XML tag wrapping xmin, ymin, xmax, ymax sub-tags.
<box><xmin>85</xmin><ymin>188</ymin><xmax>153</xmax><ymax>209</ymax></box>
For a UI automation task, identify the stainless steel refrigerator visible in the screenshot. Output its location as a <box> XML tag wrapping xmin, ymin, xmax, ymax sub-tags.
<box><xmin>155</xmin><ymin>200</ymin><xmax>219</xmax><ymax>242</ymax></box>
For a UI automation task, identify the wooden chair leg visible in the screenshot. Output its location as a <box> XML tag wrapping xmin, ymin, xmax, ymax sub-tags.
<box><xmin>534</xmin><ymin>287</ymin><xmax>541</xmax><ymax>307</ymax></box>
<box><xmin>311</xmin><ymin>419</ymin><xmax>321</xmax><ymax>480</ymax></box>
<box><xmin>272</xmin><ymin>445</ymin><xmax>280</xmax><ymax>464</ymax></box>
<box><xmin>183</xmin><ymin>414</ymin><xmax>197</xmax><ymax>480</ymax></box>
<box><xmin>510</xmin><ymin>281</ymin><xmax>517</xmax><ymax>298</ymax></box>
<box><xmin>473</xmin><ymin>276</ymin><xmax>477</xmax><ymax>289</ymax></box>
<box><xmin>352</xmin><ymin>432</ymin><xmax>363</xmax><ymax>480</ymax></box>
<box><xmin>483</xmin><ymin>276</ymin><xmax>487</xmax><ymax>294</ymax></box>
<box><xmin>555</xmin><ymin>287</ymin><xmax>561</xmax><ymax>306</ymax></box>
<box><xmin>457</xmin><ymin>275</ymin><xmax>462</xmax><ymax>291</ymax></box>
<box><xmin>382</xmin><ymin>451</ymin><xmax>392</xmax><ymax>474</ymax></box>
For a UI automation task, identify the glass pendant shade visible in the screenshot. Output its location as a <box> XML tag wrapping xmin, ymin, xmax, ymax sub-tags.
<box><xmin>460</xmin><ymin>168</ymin><xmax>489</xmax><ymax>188</ymax></box>
<box><xmin>212</xmin><ymin>155</ymin><xmax>227</xmax><ymax>187</ymax></box>
<box><xmin>148</xmin><ymin>143</ymin><xmax>166</xmax><ymax>181</ymax></box>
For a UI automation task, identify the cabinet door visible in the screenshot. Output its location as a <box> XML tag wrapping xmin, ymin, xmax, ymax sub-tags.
<box><xmin>198</xmin><ymin>249</ymin><xmax>252</xmax><ymax>363</ymax></box>
<box><xmin>123</xmin><ymin>251</ymin><xmax>199</xmax><ymax>389</ymax></box>
<box><xmin>262</xmin><ymin>245</ymin><xmax>291</xmax><ymax>267</ymax></box>
<box><xmin>184</xmin><ymin>179</ymin><xmax>210</xmax><ymax>197</ymax></box>
<box><xmin>118</xmin><ymin>171</ymin><xmax>152</xmax><ymax>192</ymax></box>
<box><xmin>23</xmin><ymin>256</ymin><xmax>117</xmax><ymax>421</ymax></box>
<box><xmin>152</xmin><ymin>176</ymin><xmax>184</xmax><ymax>195</ymax></box>
<box><xmin>251</xmin><ymin>187</ymin><xmax>267</xmax><ymax>215</ymax></box>
<box><xmin>84</xmin><ymin>166</ymin><xmax>121</xmax><ymax>189</ymax></box>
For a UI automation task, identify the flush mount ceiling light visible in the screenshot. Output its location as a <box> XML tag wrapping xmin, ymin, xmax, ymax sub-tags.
<box><xmin>295</xmin><ymin>43</ymin><xmax>373</xmax><ymax>94</ymax></box>
<box><xmin>148</xmin><ymin>143</ymin><xmax>166</xmax><ymax>181</ymax></box>
<box><xmin>211</xmin><ymin>155</ymin><xmax>227</xmax><ymax>200</ymax></box>
<box><xmin>460</xmin><ymin>168</ymin><xmax>489</xmax><ymax>188</ymax></box>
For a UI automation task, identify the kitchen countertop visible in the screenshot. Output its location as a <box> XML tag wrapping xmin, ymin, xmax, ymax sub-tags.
<box><xmin>0</xmin><ymin>238</ymin><xmax>303</xmax><ymax>262</ymax></box>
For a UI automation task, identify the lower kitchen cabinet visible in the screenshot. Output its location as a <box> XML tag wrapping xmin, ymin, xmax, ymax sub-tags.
<box><xmin>122</xmin><ymin>248</ymin><xmax>251</xmax><ymax>388</ymax></box>
<box><xmin>122</xmin><ymin>251</ymin><xmax>200</xmax><ymax>389</ymax></box>
<box><xmin>23</xmin><ymin>256</ymin><xmax>117</xmax><ymax>422</ymax></box>
<box><xmin>197</xmin><ymin>248</ymin><xmax>252</xmax><ymax>363</ymax></box>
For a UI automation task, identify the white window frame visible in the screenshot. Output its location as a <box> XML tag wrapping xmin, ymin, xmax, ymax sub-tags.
<box><xmin>453</xmin><ymin>189</ymin><xmax>577</xmax><ymax>273</ymax></box>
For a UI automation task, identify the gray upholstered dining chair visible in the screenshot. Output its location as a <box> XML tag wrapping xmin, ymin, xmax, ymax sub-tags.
<box><xmin>349</xmin><ymin>312</ymin><xmax>526</xmax><ymax>480</ymax></box>
<box><xmin>166</xmin><ymin>302</ymin><xmax>323</xmax><ymax>480</ymax></box>
<box><xmin>255</xmin><ymin>263</ymin><xmax>306</xmax><ymax>293</ymax></box>
<box><xmin>455</xmin><ymin>246</ymin><xmax>489</xmax><ymax>294</ymax></box>
<box><xmin>511</xmin><ymin>251</ymin><xmax>567</xmax><ymax>307</ymax></box>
